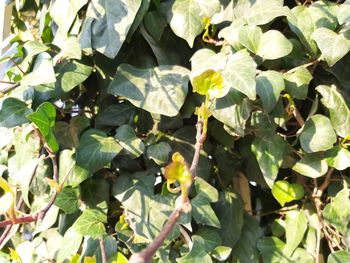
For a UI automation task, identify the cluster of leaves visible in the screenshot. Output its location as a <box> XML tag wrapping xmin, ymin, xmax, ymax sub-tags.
<box><xmin>1</xmin><ymin>0</ymin><xmax>350</xmax><ymax>262</ymax></box>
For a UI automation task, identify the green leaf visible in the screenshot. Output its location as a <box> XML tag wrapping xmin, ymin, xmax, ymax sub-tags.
<box><xmin>192</xmin><ymin>70</ymin><xmax>229</xmax><ymax>99</ymax></box>
<box><xmin>283</xmin><ymin>67</ymin><xmax>313</xmax><ymax>100</ymax></box>
<box><xmin>192</xmin><ymin>178</ymin><xmax>220</xmax><ymax>228</ymax></box>
<box><xmin>190</xmin><ymin>49</ymin><xmax>227</xmax><ymax>78</ymax></box>
<box><xmin>256</xmin><ymin>70</ymin><xmax>285</xmax><ymax>112</ymax></box>
<box><xmin>115</xmin><ymin>125</ymin><xmax>144</xmax><ymax>158</ymax></box>
<box><xmin>23</xmin><ymin>41</ymin><xmax>49</xmax><ymax>57</ymax></box>
<box><xmin>196</xmin><ymin>227</ymin><xmax>221</xmax><ymax>252</ymax></box>
<box><xmin>95</xmin><ymin>103</ymin><xmax>135</xmax><ymax>127</ymax></box>
<box><xmin>293</xmin><ymin>153</ymin><xmax>328</xmax><ymax>178</ymax></box>
<box><xmin>146</xmin><ymin>142</ymin><xmax>172</xmax><ymax>165</ymax></box>
<box><xmin>316</xmin><ymin>85</ymin><xmax>350</xmax><ymax>138</ymax></box>
<box><xmin>108</xmin><ymin>64</ymin><xmax>190</xmax><ymax>117</ymax></box>
<box><xmin>251</xmin><ymin>135</ymin><xmax>287</xmax><ymax>188</ymax></box>
<box><xmin>0</xmin><ymin>98</ymin><xmax>32</xmax><ymax>128</ymax></box>
<box><xmin>338</xmin><ymin>0</ymin><xmax>350</xmax><ymax>24</ymax></box>
<box><xmin>257</xmin><ymin>237</ymin><xmax>285</xmax><ymax>263</ymax></box>
<box><xmin>58</xmin><ymin>149</ymin><xmax>91</xmax><ymax>187</ymax></box>
<box><xmin>73</xmin><ymin>209</ymin><xmax>107</xmax><ymax>239</ymax></box>
<box><xmin>222</xmin><ymin>50</ymin><xmax>257</xmax><ymax>100</ymax></box>
<box><xmin>76</xmin><ymin>129</ymin><xmax>122</xmax><ymax>173</ymax></box>
<box><xmin>287</xmin><ymin>2</ymin><xmax>338</xmax><ymax>55</ymax></box>
<box><xmin>213</xmin><ymin>191</ymin><xmax>244</xmax><ymax>247</ymax></box>
<box><xmin>50</xmin><ymin>0</ymin><xmax>88</xmax><ymax>37</ymax></box>
<box><xmin>323</xmin><ymin>187</ymin><xmax>350</xmax><ymax>235</ymax></box>
<box><xmin>257</xmin><ymin>30</ymin><xmax>293</xmax><ymax>60</ymax></box>
<box><xmin>325</xmin><ymin>146</ymin><xmax>350</xmax><ymax>171</ymax></box>
<box><xmin>54</xmin><ymin>37</ymin><xmax>82</xmax><ymax>62</ymax></box>
<box><xmin>81</xmin><ymin>178</ymin><xmax>110</xmax><ymax>212</ymax></box>
<box><xmin>211</xmin><ymin>246</ymin><xmax>232</xmax><ymax>261</ymax></box>
<box><xmin>56</xmin><ymin>227</ymin><xmax>83</xmax><ymax>263</ymax></box>
<box><xmin>55</xmin><ymin>60</ymin><xmax>93</xmax><ymax>92</ymax></box>
<box><xmin>21</xmin><ymin>52</ymin><xmax>56</xmax><ymax>86</ymax></box>
<box><xmin>54</xmin><ymin>116</ymin><xmax>90</xmax><ymax>149</ymax></box>
<box><xmin>238</xmin><ymin>25</ymin><xmax>263</xmax><ymax>54</ymax></box>
<box><xmin>284</xmin><ymin>210</ymin><xmax>308</xmax><ymax>256</ymax></box>
<box><xmin>144</xmin><ymin>11</ymin><xmax>167</xmax><ymax>41</ymax></box>
<box><xmin>232</xmin><ymin>215</ymin><xmax>262</xmax><ymax>263</ymax></box>
<box><xmin>27</xmin><ymin>102</ymin><xmax>59</xmax><ymax>152</ymax></box>
<box><xmin>238</xmin><ymin>25</ymin><xmax>292</xmax><ymax>60</ymax></box>
<box><xmin>211</xmin><ymin>90</ymin><xmax>251</xmax><ymax>137</ymax></box>
<box><xmin>170</xmin><ymin>0</ymin><xmax>220</xmax><ymax>47</ymax></box>
<box><xmin>79</xmin><ymin>0</ymin><xmax>142</xmax><ymax>58</ymax></box>
<box><xmin>55</xmin><ymin>186</ymin><xmax>80</xmax><ymax>214</ymax></box>
<box><xmin>328</xmin><ymin>251</ymin><xmax>350</xmax><ymax>263</ymax></box>
<box><xmin>111</xmin><ymin>252</ymin><xmax>129</xmax><ymax>263</ymax></box>
<box><xmin>245</xmin><ymin>3</ymin><xmax>291</xmax><ymax>26</ymax></box>
<box><xmin>311</xmin><ymin>28</ymin><xmax>350</xmax><ymax>67</ymax></box>
<box><xmin>299</xmin><ymin>114</ymin><xmax>337</xmax><ymax>153</ymax></box>
<box><xmin>177</xmin><ymin>236</ymin><xmax>212</xmax><ymax>263</ymax></box>
<box><xmin>272</xmin><ymin>181</ymin><xmax>304</xmax><ymax>207</ymax></box>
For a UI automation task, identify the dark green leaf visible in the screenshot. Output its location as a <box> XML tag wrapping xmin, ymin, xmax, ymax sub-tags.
<box><xmin>0</xmin><ymin>98</ymin><xmax>32</xmax><ymax>128</ymax></box>
<box><xmin>213</xmin><ymin>191</ymin><xmax>244</xmax><ymax>247</ymax></box>
<box><xmin>251</xmin><ymin>135</ymin><xmax>287</xmax><ymax>188</ymax></box>
<box><xmin>146</xmin><ymin>142</ymin><xmax>172</xmax><ymax>165</ymax></box>
<box><xmin>233</xmin><ymin>215</ymin><xmax>262</xmax><ymax>263</ymax></box>
<box><xmin>76</xmin><ymin>129</ymin><xmax>122</xmax><ymax>173</ymax></box>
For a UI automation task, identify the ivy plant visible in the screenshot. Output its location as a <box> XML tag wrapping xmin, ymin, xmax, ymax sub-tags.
<box><xmin>1</xmin><ymin>0</ymin><xmax>350</xmax><ymax>262</ymax></box>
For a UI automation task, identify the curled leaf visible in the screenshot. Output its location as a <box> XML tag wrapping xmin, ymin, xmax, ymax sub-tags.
<box><xmin>163</xmin><ymin>152</ymin><xmax>192</xmax><ymax>195</ymax></box>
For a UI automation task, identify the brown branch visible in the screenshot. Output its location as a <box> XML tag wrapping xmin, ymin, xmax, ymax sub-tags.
<box><xmin>10</xmin><ymin>58</ymin><xmax>25</xmax><ymax>75</ymax></box>
<box><xmin>129</xmin><ymin>121</ymin><xmax>206</xmax><ymax>263</ymax></box>
<box><xmin>0</xmin><ymin>80</ymin><xmax>16</xmax><ymax>85</ymax></box>
<box><xmin>0</xmin><ymin>83</ymin><xmax>21</xmax><ymax>95</ymax></box>
<box><xmin>311</xmin><ymin>168</ymin><xmax>342</xmax><ymax>252</ymax></box>
<box><xmin>286</xmin><ymin>59</ymin><xmax>319</xmax><ymax>74</ymax></box>
<box><xmin>99</xmin><ymin>237</ymin><xmax>107</xmax><ymax>263</ymax></box>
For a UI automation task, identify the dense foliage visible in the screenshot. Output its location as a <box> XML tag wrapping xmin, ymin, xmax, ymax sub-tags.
<box><xmin>1</xmin><ymin>0</ymin><xmax>350</xmax><ymax>262</ymax></box>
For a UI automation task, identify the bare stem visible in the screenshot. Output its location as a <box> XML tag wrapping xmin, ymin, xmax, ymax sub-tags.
<box><xmin>99</xmin><ymin>237</ymin><xmax>107</xmax><ymax>263</ymax></box>
<box><xmin>129</xmin><ymin>120</ymin><xmax>207</xmax><ymax>263</ymax></box>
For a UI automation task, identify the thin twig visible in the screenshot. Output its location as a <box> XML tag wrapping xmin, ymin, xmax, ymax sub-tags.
<box><xmin>99</xmin><ymin>237</ymin><xmax>107</xmax><ymax>263</ymax></box>
<box><xmin>286</xmin><ymin>59</ymin><xmax>319</xmax><ymax>74</ymax></box>
<box><xmin>0</xmin><ymin>80</ymin><xmax>16</xmax><ymax>84</ymax></box>
<box><xmin>10</xmin><ymin>58</ymin><xmax>25</xmax><ymax>75</ymax></box>
<box><xmin>129</xmin><ymin>121</ymin><xmax>206</xmax><ymax>263</ymax></box>
<box><xmin>0</xmin><ymin>83</ymin><xmax>21</xmax><ymax>95</ymax></box>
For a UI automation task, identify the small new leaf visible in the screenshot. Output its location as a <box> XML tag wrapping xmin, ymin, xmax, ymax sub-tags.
<box><xmin>192</xmin><ymin>70</ymin><xmax>229</xmax><ymax>99</ymax></box>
